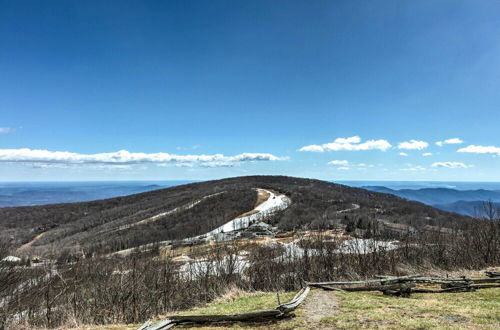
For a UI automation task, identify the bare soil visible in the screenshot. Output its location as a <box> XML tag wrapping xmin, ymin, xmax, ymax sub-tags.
<box><xmin>17</xmin><ymin>232</ymin><xmax>46</xmax><ymax>252</ymax></box>
<box><xmin>301</xmin><ymin>289</ymin><xmax>340</xmax><ymax>328</ymax></box>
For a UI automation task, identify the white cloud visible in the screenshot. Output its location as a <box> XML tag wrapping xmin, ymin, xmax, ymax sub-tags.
<box><xmin>230</xmin><ymin>153</ymin><xmax>287</xmax><ymax>162</ymax></box>
<box><xmin>328</xmin><ymin>160</ymin><xmax>350</xmax><ymax>170</ymax></box>
<box><xmin>334</xmin><ymin>136</ymin><xmax>361</xmax><ymax>144</ymax></box>
<box><xmin>328</xmin><ymin>160</ymin><xmax>376</xmax><ymax>171</ymax></box>
<box><xmin>172</xmin><ymin>163</ymin><xmax>194</xmax><ymax>168</ymax></box>
<box><xmin>328</xmin><ymin>160</ymin><xmax>349</xmax><ymax>166</ymax></box>
<box><xmin>436</xmin><ymin>138</ymin><xmax>463</xmax><ymax>146</ymax></box>
<box><xmin>457</xmin><ymin>145</ymin><xmax>500</xmax><ymax>156</ymax></box>
<box><xmin>300</xmin><ymin>136</ymin><xmax>391</xmax><ymax>152</ymax></box>
<box><xmin>445</xmin><ymin>138</ymin><xmax>463</xmax><ymax>144</ymax></box>
<box><xmin>0</xmin><ymin>148</ymin><xmax>286</xmax><ymax>168</ymax></box>
<box><xmin>0</xmin><ymin>127</ymin><xmax>14</xmax><ymax>134</ymax></box>
<box><xmin>399</xmin><ymin>152</ymin><xmax>408</xmax><ymax>157</ymax></box>
<box><xmin>93</xmin><ymin>164</ymin><xmax>132</xmax><ymax>170</ymax></box>
<box><xmin>299</xmin><ymin>145</ymin><xmax>325</xmax><ymax>152</ymax></box>
<box><xmin>431</xmin><ymin>162</ymin><xmax>471</xmax><ymax>169</ymax></box>
<box><xmin>400</xmin><ymin>165</ymin><xmax>427</xmax><ymax>172</ymax></box>
<box><xmin>199</xmin><ymin>162</ymin><xmax>235</xmax><ymax>168</ymax></box>
<box><xmin>422</xmin><ymin>152</ymin><xmax>432</xmax><ymax>156</ymax></box>
<box><xmin>398</xmin><ymin>140</ymin><xmax>429</xmax><ymax>150</ymax></box>
<box><xmin>27</xmin><ymin>163</ymin><xmax>132</xmax><ymax>170</ymax></box>
<box><xmin>29</xmin><ymin>163</ymin><xmax>71</xmax><ymax>169</ymax></box>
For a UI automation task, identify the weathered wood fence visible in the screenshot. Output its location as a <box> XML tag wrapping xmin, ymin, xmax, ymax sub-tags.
<box><xmin>139</xmin><ymin>272</ymin><xmax>499</xmax><ymax>329</ymax></box>
<box><xmin>139</xmin><ymin>286</ymin><xmax>310</xmax><ymax>330</ymax></box>
<box><xmin>308</xmin><ymin>272</ymin><xmax>500</xmax><ymax>297</ymax></box>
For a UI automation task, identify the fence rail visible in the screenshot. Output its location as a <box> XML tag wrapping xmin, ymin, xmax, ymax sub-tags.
<box><xmin>308</xmin><ymin>273</ymin><xmax>500</xmax><ymax>297</ymax></box>
<box><xmin>140</xmin><ymin>286</ymin><xmax>310</xmax><ymax>330</ymax></box>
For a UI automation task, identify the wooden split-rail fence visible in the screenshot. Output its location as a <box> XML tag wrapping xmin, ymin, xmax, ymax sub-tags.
<box><xmin>308</xmin><ymin>271</ymin><xmax>500</xmax><ymax>297</ymax></box>
<box><xmin>139</xmin><ymin>287</ymin><xmax>310</xmax><ymax>330</ymax></box>
<box><xmin>139</xmin><ymin>271</ymin><xmax>500</xmax><ymax>329</ymax></box>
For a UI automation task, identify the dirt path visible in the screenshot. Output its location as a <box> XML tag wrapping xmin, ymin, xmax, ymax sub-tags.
<box><xmin>337</xmin><ymin>203</ymin><xmax>360</xmax><ymax>214</ymax></box>
<box><xmin>17</xmin><ymin>232</ymin><xmax>46</xmax><ymax>252</ymax></box>
<box><xmin>301</xmin><ymin>289</ymin><xmax>340</xmax><ymax>328</ymax></box>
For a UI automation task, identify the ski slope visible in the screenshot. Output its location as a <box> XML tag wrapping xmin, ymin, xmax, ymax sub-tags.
<box><xmin>200</xmin><ymin>189</ymin><xmax>291</xmax><ymax>239</ymax></box>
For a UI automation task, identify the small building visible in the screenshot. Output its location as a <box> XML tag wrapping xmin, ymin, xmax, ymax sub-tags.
<box><xmin>243</xmin><ymin>222</ymin><xmax>276</xmax><ymax>237</ymax></box>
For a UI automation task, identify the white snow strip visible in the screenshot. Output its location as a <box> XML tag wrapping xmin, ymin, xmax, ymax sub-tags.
<box><xmin>272</xmin><ymin>238</ymin><xmax>399</xmax><ymax>259</ymax></box>
<box><xmin>334</xmin><ymin>238</ymin><xmax>399</xmax><ymax>254</ymax></box>
<box><xmin>178</xmin><ymin>254</ymin><xmax>249</xmax><ymax>276</ymax></box>
<box><xmin>197</xmin><ymin>189</ymin><xmax>291</xmax><ymax>240</ymax></box>
<box><xmin>336</xmin><ymin>203</ymin><xmax>360</xmax><ymax>214</ymax></box>
<box><xmin>109</xmin><ymin>189</ymin><xmax>291</xmax><ymax>255</ymax></box>
<box><xmin>146</xmin><ymin>192</ymin><xmax>225</xmax><ymax>223</ymax></box>
<box><xmin>110</xmin><ymin>192</ymin><xmax>225</xmax><ymax>233</ymax></box>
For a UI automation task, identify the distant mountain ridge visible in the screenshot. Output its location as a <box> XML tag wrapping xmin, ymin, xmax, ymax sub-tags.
<box><xmin>0</xmin><ymin>182</ymin><xmax>192</xmax><ymax>207</ymax></box>
<box><xmin>0</xmin><ymin>176</ymin><xmax>471</xmax><ymax>257</ymax></box>
<box><xmin>433</xmin><ymin>200</ymin><xmax>500</xmax><ymax>217</ymax></box>
<box><xmin>363</xmin><ymin>186</ymin><xmax>500</xmax><ymax>216</ymax></box>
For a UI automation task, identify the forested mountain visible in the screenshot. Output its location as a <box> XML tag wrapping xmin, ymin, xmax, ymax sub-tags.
<box><xmin>1</xmin><ymin>176</ymin><xmax>472</xmax><ymax>257</ymax></box>
<box><xmin>1</xmin><ymin>177</ymin><xmax>498</xmax><ymax>330</ymax></box>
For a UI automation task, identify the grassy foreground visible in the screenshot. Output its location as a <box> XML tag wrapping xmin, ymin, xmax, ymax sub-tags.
<box><xmin>320</xmin><ymin>289</ymin><xmax>500</xmax><ymax>329</ymax></box>
<box><xmin>72</xmin><ymin>288</ymin><xmax>499</xmax><ymax>329</ymax></box>
<box><xmin>177</xmin><ymin>291</ymin><xmax>296</xmax><ymax>316</ymax></box>
<box><xmin>169</xmin><ymin>289</ymin><xmax>500</xmax><ymax>330</ymax></box>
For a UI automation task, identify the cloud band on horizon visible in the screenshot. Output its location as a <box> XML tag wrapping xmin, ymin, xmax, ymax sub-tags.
<box><xmin>0</xmin><ymin>148</ymin><xmax>287</xmax><ymax>168</ymax></box>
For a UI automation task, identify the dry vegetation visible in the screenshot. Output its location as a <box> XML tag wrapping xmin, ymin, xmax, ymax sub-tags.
<box><xmin>320</xmin><ymin>288</ymin><xmax>500</xmax><ymax>329</ymax></box>
<box><xmin>1</xmin><ymin>176</ymin><xmax>499</xmax><ymax>329</ymax></box>
<box><xmin>62</xmin><ymin>285</ymin><xmax>500</xmax><ymax>330</ymax></box>
<box><xmin>1</xmin><ymin>176</ymin><xmax>475</xmax><ymax>259</ymax></box>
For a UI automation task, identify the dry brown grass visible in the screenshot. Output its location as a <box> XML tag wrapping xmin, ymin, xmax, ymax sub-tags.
<box><xmin>255</xmin><ymin>189</ymin><xmax>271</xmax><ymax>207</ymax></box>
<box><xmin>320</xmin><ymin>288</ymin><xmax>500</xmax><ymax>329</ymax></box>
<box><xmin>212</xmin><ymin>286</ymin><xmax>265</xmax><ymax>304</ymax></box>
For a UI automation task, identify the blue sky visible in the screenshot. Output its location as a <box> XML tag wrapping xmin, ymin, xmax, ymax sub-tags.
<box><xmin>1</xmin><ymin>0</ymin><xmax>500</xmax><ymax>181</ymax></box>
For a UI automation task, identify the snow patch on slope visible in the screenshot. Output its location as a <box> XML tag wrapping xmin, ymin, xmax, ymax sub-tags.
<box><xmin>194</xmin><ymin>189</ymin><xmax>291</xmax><ymax>240</ymax></box>
<box><xmin>109</xmin><ymin>192</ymin><xmax>225</xmax><ymax>233</ymax></box>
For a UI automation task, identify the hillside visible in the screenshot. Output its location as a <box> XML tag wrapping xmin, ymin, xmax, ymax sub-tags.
<box><xmin>1</xmin><ymin>176</ymin><xmax>471</xmax><ymax>258</ymax></box>
<box><xmin>1</xmin><ymin>176</ymin><xmax>497</xmax><ymax>330</ymax></box>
